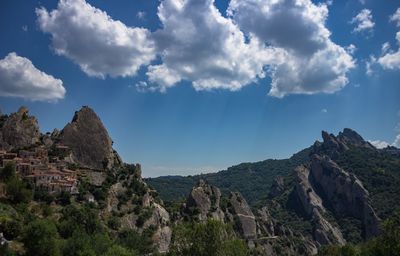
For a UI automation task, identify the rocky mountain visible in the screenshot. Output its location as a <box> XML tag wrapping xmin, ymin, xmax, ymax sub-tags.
<box><xmin>57</xmin><ymin>106</ymin><xmax>122</xmax><ymax>171</ymax></box>
<box><xmin>0</xmin><ymin>106</ymin><xmax>40</xmax><ymax>151</ymax></box>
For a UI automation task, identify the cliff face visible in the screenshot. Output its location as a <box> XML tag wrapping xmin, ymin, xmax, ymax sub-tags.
<box><xmin>0</xmin><ymin>106</ymin><xmax>40</xmax><ymax>150</ymax></box>
<box><xmin>295</xmin><ymin>165</ymin><xmax>345</xmax><ymax>246</ymax></box>
<box><xmin>309</xmin><ymin>155</ymin><xmax>380</xmax><ymax>239</ymax></box>
<box><xmin>58</xmin><ymin>106</ymin><xmax>122</xmax><ymax>170</ymax></box>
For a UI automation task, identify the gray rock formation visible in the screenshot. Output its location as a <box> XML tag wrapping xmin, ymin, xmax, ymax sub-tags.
<box><xmin>295</xmin><ymin>165</ymin><xmax>346</xmax><ymax>246</ymax></box>
<box><xmin>310</xmin><ymin>154</ymin><xmax>380</xmax><ymax>239</ymax></box>
<box><xmin>229</xmin><ymin>192</ymin><xmax>257</xmax><ymax>240</ymax></box>
<box><xmin>314</xmin><ymin>129</ymin><xmax>374</xmax><ymax>159</ymax></box>
<box><xmin>58</xmin><ymin>106</ymin><xmax>122</xmax><ymax>170</ymax></box>
<box><xmin>185</xmin><ymin>179</ymin><xmax>225</xmax><ymax>221</ymax></box>
<box><xmin>0</xmin><ymin>107</ymin><xmax>40</xmax><ymax>150</ymax></box>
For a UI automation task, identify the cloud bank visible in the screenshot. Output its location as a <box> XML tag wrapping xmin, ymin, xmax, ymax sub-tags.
<box><xmin>37</xmin><ymin>0</ymin><xmax>355</xmax><ymax>97</ymax></box>
<box><xmin>0</xmin><ymin>52</ymin><xmax>65</xmax><ymax>101</ymax></box>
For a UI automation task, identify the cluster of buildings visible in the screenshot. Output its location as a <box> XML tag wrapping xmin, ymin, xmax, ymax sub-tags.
<box><xmin>0</xmin><ymin>145</ymin><xmax>78</xmax><ymax>194</ymax></box>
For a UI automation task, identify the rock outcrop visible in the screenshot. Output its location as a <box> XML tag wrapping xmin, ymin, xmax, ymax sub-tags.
<box><xmin>58</xmin><ymin>106</ymin><xmax>122</xmax><ymax>170</ymax></box>
<box><xmin>314</xmin><ymin>128</ymin><xmax>374</xmax><ymax>159</ymax></box>
<box><xmin>295</xmin><ymin>165</ymin><xmax>346</xmax><ymax>246</ymax></box>
<box><xmin>184</xmin><ymin>179</ymin><xmax>225</xmax><ymax>221</ymax></box>
<box><xmin>0</xmin><ymin>107</ymin><xmax>40</xmax><ymax>150</ymax></box>
<box><xmin>310</xmin><ymin>154</ymin><xmax>380</xmax><ymax>239</ymax></box>
<box><xmin>103</xmin><ymin>173</ymin><xmax>172</xmax><ymax>253</ymax></box>
<box><xmin>229</xmin><ymin>192</ymin><xmax>257</xmax><ymax>240</ymax></box>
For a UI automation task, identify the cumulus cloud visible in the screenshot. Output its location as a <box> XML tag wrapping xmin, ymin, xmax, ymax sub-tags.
<box><xmin>351</xmin><ymin>9</ymin><xmax>375</xmax><ymax>33</ymax></box>
<box><xmin>146</xmin><ymin>0</ymin><xmax>280</xmax><ymax>92</ymax></box>
<box><xmin>227</xmin><ymin>0</ymin><xmax>355</xmax><ymax>97</ymax></box>
<box><xmin>36</xmin><ymin>0</ymin><xmax>355</xmax><ymax>97</ymax></box>
<box><xmin>376</xmin><ymin>10</ymin><xmax>400</xmax><ymax>70</ymax></box>
<box><xmin>0</xmin><ymin>52</ymin><xmax>65</xmax><ymax>101</ymax></box>
<box><xmin>36</xmin><ymin>0</ymin><xmax>156</xmax><ymax>78</ymax></box>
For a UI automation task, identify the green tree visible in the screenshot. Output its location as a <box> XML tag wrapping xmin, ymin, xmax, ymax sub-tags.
<box><xmin>6</xmin><ymin>177</ymin><xmax>32</xmax><ymax>204</ymax></box>
<box><xmin>104</xmin><ymin>245</ymin><xmax>136</xmax><ymax>256</ymax></box>
<box><xmin>168</xmin><ymin>219</ymin><xmax>249</xmax><ymax>256</ymax></box>
<box><xmin>22</xmin><ymin>219</ymin><xmax>60</xmax><ymax>256</ymax></box>
<box><xmin>0</xmin><ymin>162</ymin><xmax>15</xmax><ymax>181</ymax></box>
<box><xmin>117</xmin><ymin>229</ymin><xmax>152</xmax><ymax>255</ymax></box>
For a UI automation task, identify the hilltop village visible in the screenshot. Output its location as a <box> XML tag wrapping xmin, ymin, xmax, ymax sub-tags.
<box><xmin>0</xmin><ymin>144</ymin><xmax>77</xmax><ymax>195</ymax></box>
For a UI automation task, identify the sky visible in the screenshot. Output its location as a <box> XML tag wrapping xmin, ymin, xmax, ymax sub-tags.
<box><xmin>0</xmin><ymin>0</ymin><xmax>399</xmax><ymax>177</ymax></box>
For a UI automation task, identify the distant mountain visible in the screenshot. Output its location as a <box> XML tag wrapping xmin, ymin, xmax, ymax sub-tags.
<box><xmin>146</xmin><ymin>146</ymin><xmax>311</xmax><ymax>206</ymax></box>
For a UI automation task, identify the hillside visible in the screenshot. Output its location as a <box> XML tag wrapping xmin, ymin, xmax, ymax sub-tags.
<box><xmin>146</xmin><ymin>147</ymin><xmax>311</xmax><ymax>206</ymax></box>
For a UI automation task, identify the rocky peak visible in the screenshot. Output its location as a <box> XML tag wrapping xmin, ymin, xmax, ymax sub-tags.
<box><xmin>315</xmin><ymin>129</ymin><xmax>374</xmax><ymax>159</ymax></box>
<box><xmin>185</xmin><ymin>179</ymin><xmax>225</xmax><ymax>221</ymax></box>
<box><xmin>337</xmin><ymin>128</ymin><xmax>374</xmax><ymax>149</ymax></box>
<box><xmin>58</xmin><ymin>106</ymin><xmax>121</xmax><ymax>170</ymax></box>
<box><xmin>0</xmin><ymin>106</ymin><xmax>40</xmax><ymax>150</ymax></box>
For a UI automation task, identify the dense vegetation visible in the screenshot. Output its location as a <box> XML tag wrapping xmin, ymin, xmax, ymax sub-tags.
<box><xmin>168</xmin><ymin>219</ymin><xmax>249</xmax><ymax>256</ymax></box>
<box><xmin>146</xmin><ymin>147</ymin><xmax>311</xmax><ymax>206</ymax></box>
<box><xmin>318</xmin><ymin>210</ymin><xmax>400</xmax><ymax>256</ymax></box>
<box><xmin>336</xmin><ymin>147</ymin><xmax>400</xmax><ymax>220</ymax></box>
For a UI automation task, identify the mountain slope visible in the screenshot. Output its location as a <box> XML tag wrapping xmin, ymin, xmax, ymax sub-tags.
<box><xmin>146</xmin><ymin>147</ymin><xmax>311</xmax><ymax>206</ymax></box>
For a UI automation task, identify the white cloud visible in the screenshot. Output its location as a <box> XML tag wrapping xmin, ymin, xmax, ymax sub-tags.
<box><xmin>22</xmin><ymin>25</ymin><xmax>28</xmax><ymax>32</ymax></box>
<box><xmin>382</xmin><ymin>42</ymin><xmax>391</xmax><ymax>54</ymax></box>
<box><xmin>321</xmin><ymin>108</ymin><xmax>328</xmax><ymax>113</ymax></box>
<box><xmin>393</xmin><ymin>134</ymin><xmax>400</xmax><ymax>148</ymax></box>
<box><xmin>351</xmin><ymin>9</ymin><xmax>375</xmax><ymax>33</ymax></box>
<box><xmin>146</xmin><ymin>0</ymin><xmax>279</xmax><ymax>92</ymax></box>
<box><xmin>0</xmin><ymin>52</ymin><xmax>65</xmax><ymax>101</ymax></box>
<box><xmin>366</xmin><ymin>55</ymin><xmax>377</xmax><ymax>76</ymax></box>
<box><xmin>369</xmin><ymin>140</ymin><xmax>390</xmax><ymax>149</ymax></box>
<box><xmin>137</xmin><ymin>11</ymin><xmax>146</xmax><ymax>20</ymax></box>
<box><xmin>376</xmin><ymin>9</ymin><xmax>400</xmax><ymax>70</ymax></box>
<box><xmin>36</xmin><ymin>0</ymin><xmax>355</xmax><ymax>97</ymax></box>
<box><xmin>390</xmin><ymin>8</ymin><xmax>400</xmax><ymax>27</ymax></box>
<box><xmin>36</xmin><ymin>0</ymin><xmax>156</xmax><ymax>78</ymax></box>
<box><xmin>228</xmin><ymin>0</ymin><xmax>355</xmax><ymax>98</ymax></box>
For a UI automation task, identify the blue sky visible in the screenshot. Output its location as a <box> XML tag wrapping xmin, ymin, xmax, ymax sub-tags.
<box><xmin>0</xmin><ymin>0</ymin><xmax>399</xmax><ymax>177</ymax></box>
